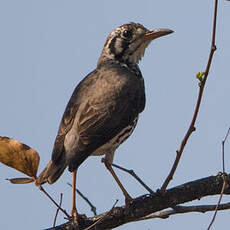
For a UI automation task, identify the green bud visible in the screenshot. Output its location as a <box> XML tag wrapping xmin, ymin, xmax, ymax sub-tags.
<box><xmin>196</xmin><ymin>72</ymin><xmax>205</xmax><ymax>82</ymax></box>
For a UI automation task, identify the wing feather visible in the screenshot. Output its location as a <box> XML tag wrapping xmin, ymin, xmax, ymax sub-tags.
<box><xmin>51</xmin><ymin>64</ymin><xmax>145</xmax><ymax>171</ymax></box>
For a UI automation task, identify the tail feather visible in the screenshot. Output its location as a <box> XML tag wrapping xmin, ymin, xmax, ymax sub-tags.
<box><xmin>35</xmin><ymin>160</ymin><xmax>67</xmax><ymax>185</ymax></box>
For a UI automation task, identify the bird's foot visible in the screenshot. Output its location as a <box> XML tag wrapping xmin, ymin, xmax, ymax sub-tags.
<box><xmin>156</xmin><ymin>188</ymin><xmax>166</xmax><ymax>196</ymax></box>
<box><xmin>125</xmin><ymin>195</ymin><xmax>134</xmax><ymax>207</ymax></box>
<box><xmin>124</xmin><ymin>196</ymin><xmax>134</xmax><ymax>216</ymax></box>
<box><xmin>69</xmin><ymin>210</ymin><xmax>87</xmax><ymax>224</ymax></box>
<box><xmin>72</xmin><ymin>209</ymin><xmax>78</xmax><ymax>223</ymax></box>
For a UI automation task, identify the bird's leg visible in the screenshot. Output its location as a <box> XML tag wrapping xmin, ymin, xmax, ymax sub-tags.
<box><xmin>71</xmin><ymin>170</ymin><xmax>78</xmax><ymax>222</ymax></box>
<box><xmin>103</xmin><ymin>158</ymin><xmax>133</xmax><ymax>205</ymax></box>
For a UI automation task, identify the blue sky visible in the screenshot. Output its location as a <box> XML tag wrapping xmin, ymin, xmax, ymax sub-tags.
<box><xmin>0</xmin><ymin>1</ymin><xmax>230</xmax><ymax>229</ymax></box>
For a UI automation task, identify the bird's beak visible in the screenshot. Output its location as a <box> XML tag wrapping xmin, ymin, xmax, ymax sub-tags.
<box><xmin>144</xmin><ymin>28</ymin><xmax>174</xmax><ymax>41</ymax></box>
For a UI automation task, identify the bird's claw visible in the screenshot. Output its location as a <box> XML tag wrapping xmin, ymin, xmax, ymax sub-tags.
<box><xmin>125</xmin><ymin>196</ymin><xmax>134</xmax><ymax>206</ymax></box>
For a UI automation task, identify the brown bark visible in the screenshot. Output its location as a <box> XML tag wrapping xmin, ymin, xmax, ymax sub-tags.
<box><xmin>47</xmin><ymin>173</ymin><xmax>230</xmax><ymax>230</ymax></box>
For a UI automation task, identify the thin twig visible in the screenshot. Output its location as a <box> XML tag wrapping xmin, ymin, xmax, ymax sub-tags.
<box><xmin>207</xmin><ymin>174</ymin><xmax>226</xmax><ymax>230</ymax></box>
<box><xmin>39</xmin><ymin>186</ymin><xmax>70</xmax><ymax>218</ymax></box>
<box><xmin>222</xmin><ymin>127</ymin><xmax>230</xmax><ymax>173</ymax></box>
<box><xmin>111</xmin><ymin>163</ymin><xmax>155</xmax><ymax>195</ymax></box>
<box><xmin>160</xmin><ymin>0</ymin><xmax>218</xmax><ymax>193</ymax></box>
<box><xmin>53</xmin><ymin>193</ymin><xmax>63</xmax><ymax>228</ymax></box>
<box><xmin>83</xmin><ymin>199</ymin><xmax>118</xmax><ymax>230</ymax></box>
<box><xmin>138</xmin><ymin>202</ymin><xmax>230</xmax><ymax>221</ymax></box>
<box><xmin>207</xmin><ymin>126</ymin><xmax>230</xmax><ymax>230</ymax></box>
<box><xmin>67</xmin><ymin>183</ymin><xmax>97</xmax><ymax>215</ymax></box>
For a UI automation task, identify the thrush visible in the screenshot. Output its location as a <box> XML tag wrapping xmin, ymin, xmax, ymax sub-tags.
<box><xmin>36</xmin><ymin>22</ymin><xmax>173</xmax><ymax>220</ymax></box>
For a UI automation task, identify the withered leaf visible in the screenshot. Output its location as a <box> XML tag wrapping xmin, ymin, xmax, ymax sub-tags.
<box><xmin>6</xmin><ymin>177</ymin><xmax>35</xmax><ymax>184</ymax></box>
<box><xmin>0</xmin><ymin>136</ymin><xmax>40</xmax><ymax>177</ymax></box>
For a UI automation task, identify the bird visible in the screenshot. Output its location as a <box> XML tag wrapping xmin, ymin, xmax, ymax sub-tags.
<box><xmin>35</xmin><ymin>22</ymin><xmax>173</xmax><ymax>221</ymax></box>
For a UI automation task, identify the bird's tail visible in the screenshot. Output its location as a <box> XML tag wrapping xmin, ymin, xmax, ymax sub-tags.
<box><xmin>35</xmin><ymin>159</ymin><xmax>67</xmax><ymax>186</ymax></box>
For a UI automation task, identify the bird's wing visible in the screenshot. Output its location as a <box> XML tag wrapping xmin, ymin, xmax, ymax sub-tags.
<box><xmin>67</xmin><ymin>87</ymin><xmax>140</xmax><ymax>171</ymax></box>
<box><xmin>51</xmin><ymin>68</ymin><xmax>144</xmax><ymax>171</ymax></box>
<box><xmin>51</xmin><ymin>70</ymin><xmax>97</xmax><ymax>164</ymax></box>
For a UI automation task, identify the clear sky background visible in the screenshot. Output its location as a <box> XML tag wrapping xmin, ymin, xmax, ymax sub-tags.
<box><xmin>0</xmin><ymin>1</ymin><xmax>230</xmax><ymax>229</ymax></box>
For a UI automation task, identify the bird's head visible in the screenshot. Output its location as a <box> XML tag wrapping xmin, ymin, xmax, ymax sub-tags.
<box><xmin>98</xmin><ymin>22</ymin><xmax>173</xmax><ymax>67</ymax></box>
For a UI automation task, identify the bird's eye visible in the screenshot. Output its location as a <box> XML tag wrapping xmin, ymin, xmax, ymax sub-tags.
<box><xmin>122</xmin><ymin>30</ymin><xmax>132</xmax><ymax>39</ymax></box>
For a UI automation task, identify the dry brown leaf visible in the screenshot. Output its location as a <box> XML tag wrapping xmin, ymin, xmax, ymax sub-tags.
<box><xmin>0</xmin><ymin>136</ymin><xmax>40</xmax><ymax>177</ymax></box>
<box><xmin>6</xmin><ymin>177</ymin><xmax>35</xmax><ymax>184</ymax></box>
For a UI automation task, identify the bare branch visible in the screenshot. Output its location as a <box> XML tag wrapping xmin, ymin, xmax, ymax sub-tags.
<box><xmin>207</xmin><ymin>174</ymin><xmax>227</xmax><ymax>230</ymax></box>
<box><xmin>46</xmin><ymin>173</ymin><xmax>230</xmax><ymax>230</ymax></box>
<box><xmin>84</xmin><ymin>200</ymin><xmax>118</xmax><ymax>230</ymax></box>
<box><xmin>160</xmin><ymin>0</ymin><xmax>219</xmax><ymax>193</ymax></box>
<box><xmin>207</xmin><ymin>126</ymin><xmax>230</xmax><ymax>229</ymax></box>
<box><xmin>222</xmin><ymin>127</ymin><xmax>230</xmax><ymax>173</ymax></box>
<box><xmin>39</xmin><ymin>186</ymin><xmax>70</xmax><ymax>219</ymax></box>
<box><xmin>67</xmin><ymin>183</ymin><xmax>97</xmax><ymax>216</ymax></box>
<box><xmin>138</xmin><ymin>202</ymin><xmax>230</xmax><ymax>221</ymax></box>
<box><xmin>111</xmin><ymin>162</ymin><xmax>155</xmax><ymax>195</ymax></box>
<box><xmin>53</xmin><ymin>193</ymin><xmax>63</xmax><ymax>227</ymax></box>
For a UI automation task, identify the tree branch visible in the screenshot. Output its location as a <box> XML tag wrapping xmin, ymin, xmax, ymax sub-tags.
<box><xmin>46</xmin><ymin>173</ymin><xmax>230</xmax><ymax>230</ymax></box>
<box><xmin>207</xmin><ymin>126</ymin><xmax>230</xmax><ymax>229</ymax></box>
<box><xmin>138</xmin><ymin>202</ymin><xmax>230</xmax><ymax>221</ymax></box>
<box><xmin>160</xmin><ymin>0</ymin><xmax>218</xmax><ymax>193</ymax></box>
<box><xmin>111</xmin><ymin>162</ymin><xmax>154</xmax><ymax>194</ymax></box>
<box><xmin>53</xmin><ymin>193</ymin><xmax>63</xmax><ymax>227</ymax></box>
